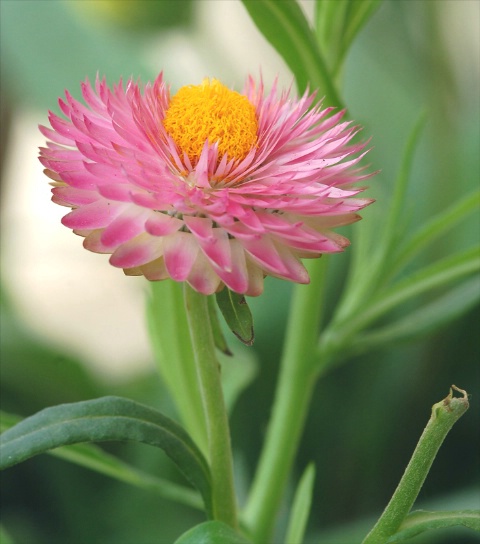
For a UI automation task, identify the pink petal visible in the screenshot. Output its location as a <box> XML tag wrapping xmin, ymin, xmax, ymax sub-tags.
<box><xmin>163</xmin><ymin>232</ymin><xmax>199</xmax><ymax>281</ymax></box>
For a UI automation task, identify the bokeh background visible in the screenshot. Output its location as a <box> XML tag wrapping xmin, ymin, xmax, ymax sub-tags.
<box><xmin>1</xmin><ymin>1</ymin><xmax>478</xmax><ymax>543</ymax></box>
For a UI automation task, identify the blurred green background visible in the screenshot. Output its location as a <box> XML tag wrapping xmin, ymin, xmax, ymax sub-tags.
<box><xmin>0</xmin><ymin>1</ymin><xmax>478</xmax><ymax>543</ymax></box>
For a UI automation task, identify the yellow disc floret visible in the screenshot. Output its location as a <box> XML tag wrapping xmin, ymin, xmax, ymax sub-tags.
<box><xmin>163</xmin><ymin>78</ymin><xmax>258</xmax><ymax>165</ymax></box>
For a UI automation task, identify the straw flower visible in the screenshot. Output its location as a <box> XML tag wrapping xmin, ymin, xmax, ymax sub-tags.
<box><xmin>39</xmin><ymin>74</ymin><xmax>373</xmax><ymax>295</ymax></box>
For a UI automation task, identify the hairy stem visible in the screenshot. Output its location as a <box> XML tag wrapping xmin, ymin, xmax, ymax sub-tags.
<box><xmin>183</xmin><ymin>284</ymin><xmax>238</xmax><ymax>528</ymax></box>
<box><xmin>362</xmin><ymin>386</ymin><xmax>469</xmax><ymax>544</ymax></box>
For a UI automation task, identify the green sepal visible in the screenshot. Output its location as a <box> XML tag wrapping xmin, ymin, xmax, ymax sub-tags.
<box><xmin>216</xmin><ymin>289</ymin><xmax>254</xmax><ymax>346</ymax></box>
<box><xmin>208</xmin><ymin>295</ymin><xmax>232</xmax><ymax>356</ymax></box>
<box><xmin>174</xmin><ymin>521</ymin><xmax>253</xmax><ymax>544</ymax></box>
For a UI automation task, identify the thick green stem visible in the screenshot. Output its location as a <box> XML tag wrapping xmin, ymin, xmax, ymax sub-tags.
<box><xmin>183</xmin><ymin>284</ymin><xmax>238</xmax><ymax>528</ymax></box>
<box><xmin>362</xmin><ymin>386</ymin><xmax>469</xmax><ymax>544</ymax></box>
<box><xmin>243</xmin><ymin>258</ymin><xmax>329</xmax><ymax>543</ymax></box>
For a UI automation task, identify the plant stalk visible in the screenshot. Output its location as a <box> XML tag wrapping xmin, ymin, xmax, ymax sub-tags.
<box><xmin>183</xmin><ymin>284</ymin><xmax>238</xmax><ymax>528</ymax></box>
<box><xmin>362</xmin><ymin>386</ymin><xmax>469</xmax><ymax>544</ymax></box>
<box><xmin>243</xmin><ymin>258</ymin><xmax>329</xmax><ymax>543</ymax></box>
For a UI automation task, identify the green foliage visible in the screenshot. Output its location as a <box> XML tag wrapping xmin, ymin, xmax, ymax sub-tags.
<box><xmin>174</xmin><ymin>521</ymin><xmax>252</xmax><ymax>544</ymax></box>
<box><xmin>285</xmin><ymin>464</ymin><xmax>316</xmax><ymax>544</ymax></box>
<box><xmin>387</xmin><ymin>510</ymin><xmax>480</xmax><ymax>542</ymax></box>
<box><xmin>216</xmin><ymin>289</ymin><xmax>255</xmax><ymax>346</ymax></box>
<box><xmin>315</xmin><ymin>0</ymin><xmax>382</xmax><ymax>79</ymax></box>
<box><xmin>240</xmin><ymin>0</ymin><xmax>341</xmax><ymax>104</ymax></box>
<box><xmin>148</xmin><ymin>280</ymin><xmax>208</xmax><ymax>454</ymax></box>
<box><xmin>0</xmin><ymin>410</ymin><xmax>203</xmax><ymax>511</ymax></box>
<box><xmin>0</xmin><ymin>396</ymin><xmax>213</xmax><ymax>517</ymax></box>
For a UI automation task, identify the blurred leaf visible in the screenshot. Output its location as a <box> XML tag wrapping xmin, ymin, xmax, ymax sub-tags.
<box><xmin>0</xmin><ymin>396</ymin><xmax>212</xmax><ymax>517</ymax></box>
<box><xmin>208</xmin><ymin>296</ymin><xmax>232</xmax><ymax>356</ymax></box>
<box><xmin>392</xmin><ymin>189</ymin><xmax>480</xmax><ymax>277</ymax></box>
<box><xmin>240</xmin><ymin>0</ymin><xmax>341</xmax><ymax>105</ymax></box>
<box><xmin>0</xmin><ymin>410</ymin><xmax>203</xmax><ymax>511</ymax></box>
<box><xmin>71</xmin><ymin>0</ymin><xmax>194</xmax><ymax>31</ymax></box>
<box><xmin>346</xmin><ymin>246</ymin><xmax>480</xmax><ymax>336</ymax></box>
<box><xmin>216</xmin><ymin>290</ymin><xmax>254</xmax><ymax>346</ymax></box>
<box><xmin>148</xmin><ymin>281</ymin><xmax>208</xmax><ymax>455</ymax></box>
<box><xmin>174</xmin><ymin>521</ymin><xmax>252</xmax><ymax>544</ymax></box>
<box><xmin>0</xmin><ymin>0</ymin><xmax>150</xmax><ymax>109</ymax></box>
<box><xmin>387</xmin><ymin>509</ymin><xmax>480</xmax><ymax>542</ymax></box>
<box><xmin>334</xmin><ymin>113</ymin><xmax>427</xmax><ymax>324</ymax></box>
<box><xmin>351</xmin><ymin>276</ymin><xmax>480</xmax><ymax>353</ymax></box>
<box><xmin>285</xmin><ymin>463</ymin><xmax>316</xmax><ymax>544</ymax></box>
<box><xmin>219</xmin><ymin>347</ymin><xmax>258</xmax><ymax>415</ymax></box>
<box><xmin>315</xmin><ymin>0</ymin><xmax>382</xmax><ymax>77</ymax></box>
<box><xmin>0</xmin><ymin>525</ymin><xmax>15</xmax><ymax>544</ymax></box>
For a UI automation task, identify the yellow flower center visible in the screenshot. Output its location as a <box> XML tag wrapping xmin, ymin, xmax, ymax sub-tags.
<box><xmin>163</xmin><ymin>78</ymin><xmax>258</xmax><ymax>165</ymax></box>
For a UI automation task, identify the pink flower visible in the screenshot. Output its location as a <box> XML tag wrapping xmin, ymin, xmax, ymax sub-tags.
<box><xmin>39</xmin><ymin>74</ymin><xmax>373</xmax><ymax>296</ymax></box>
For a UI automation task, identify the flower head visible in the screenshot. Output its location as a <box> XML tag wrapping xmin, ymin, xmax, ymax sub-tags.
<box><xmin>39</xmin><ymin>74</ymin><xmax>373</xmax><ymax>296</ymax></box>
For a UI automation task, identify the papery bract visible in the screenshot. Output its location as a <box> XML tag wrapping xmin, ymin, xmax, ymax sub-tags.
<box><xmin>40</xmin><ymin>74</ymin><xmax>374</xmax><ymax>295</ymax></box>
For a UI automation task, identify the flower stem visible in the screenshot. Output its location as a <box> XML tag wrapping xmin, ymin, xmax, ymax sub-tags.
<box><xmin>243</xmin><ymin>258</ymin><xmax>329</xmax><ymax>543</ymax></box>
<box><xmin>362</xmin><ymin>386</ymin><xmax>470</xmax><ymax>544</ymax></box>
<box><xmin>183</xmin><ymin>284</ymin><xmax>238</xmax><ymax>528</ymax></box>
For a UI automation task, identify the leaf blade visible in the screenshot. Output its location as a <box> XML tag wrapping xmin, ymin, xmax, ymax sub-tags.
<box><xmin>387</xmin><ymin>509</ymin><xmax>480</xmax><ymax>542</ymax></box>
<box><xmin>241</xmin><ymin>0</ymin><xmax>341</xmax><ymax>105</ymax></box>
<box><xmin>216</xmin><ymin>289</ymin><xmax>254</xmax><ymax>346</ymax></box>
<box><xmin>0</xmin><ymin>396</ymin><xmax>212</xmax><ymax>516</ymax></box>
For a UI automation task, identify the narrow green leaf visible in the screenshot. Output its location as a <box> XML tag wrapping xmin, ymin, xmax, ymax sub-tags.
<box><xmin>344</xmin><ymin>246</ymin><xmax>480</xmax><ymax>338</ymax></box>
<box><xmin>216</xmin><ymin>289</ymin><xmax>254</xmax><ymax>346</ymax></box>
<box><xmin>333</xmin><ymin>113</ymin><xmax>427</xmax><ymax>324</ymax></box>
<box><xmin>350</xmin><ymin>276</ymin><xmax>480</xmax><ymax>353</ymax></box>
<box><xmin>315</xmin><ymin>0</ymin><xmax>382</xmax><ymax>77</ymax></box>
<box><xmin>340</xmin><ymin>0</ymin><xmax>382</xmax><ymax>71</ymax></box>
<box><xmin>285</xmin><ymin>463</ymin><xmax>316</xmax><ymax>544</ymax></box>
<box><xmin>0</xmin><ymin>396</ymin><xmax>212</xmax><ymax>516</ymax></box>
<box><xmin>148</xmin><ymin>280</ymin><xmax>208</xmax><ymax>456</ymax></box>
<box><xmin>174</xmin><ymin>521</ymin><xmax>253</xmax><ymax>544</ymax></box>
<box><xmin>387</xmin><ymin>509</ymin><xmax>480</xmax><ymax>542</ymax></box>
<box><xmin>208</xmin><ymin>295</ymin><xmax>232</xmax><ymax>356</ymax></box>
<box><xmin>241</xmin><ymin>0</ymin><xmax>342</xmax><ymax>106</ymax></box>
<box><xmin>0</xmin><ymin>410</ymin><xmax>203</xmax><ymax>511</ymax></box>
<box><xmin>392</xmin><ymin>189</ymin><xmax>480</xmax><ymax>276</ymax></box>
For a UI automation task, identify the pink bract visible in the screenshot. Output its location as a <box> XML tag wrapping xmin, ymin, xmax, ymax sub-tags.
<box><xmin>39</xmin><ymin>73</ymin><xmax>374</xmax><ymax>296</ymax></box>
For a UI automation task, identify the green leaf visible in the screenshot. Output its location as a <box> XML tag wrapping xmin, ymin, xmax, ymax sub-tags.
<box><xmin>387</xmin><ymin>509</ymin><xmax>480</xmax><ymax>542</ymax></box>
<box><xmin>0</xmin><ymin>396</ymin><xmax>212</xmax><ymax>516</ymax></box>
<box><xmin>392</xmin><ymin>189</ymin><xmax>480</xmax><ymax>276</ymax></box>
<box><xmin>285</xmin><ymin>463</ymin><xmax>316</xmax><ymax>544</ymax></box>
<box><xmin>147</xmin><ymin>280</ymin><xmax>208</xmax><ymax>456</ymax></box>
<box><xmin>350</xmin><ymin>276</ymin><xmax>480</xmax><ymax>353</ymax></box>
<box><xmin>334</xmin><ymin>113</ymin><xmax>427</xmax><ymax>324</ymax></box>
<box><xmin>241</xmin><ymin>0</ymin><xmax>342</xmax><ymax>106</ymax></box>
<box><xmin>220</xmin><ymin>348</ymin><xmax>258</xmax><ymax>415</ymax></box>
<box><xmin>208</xmin><ymin>295</ymin><xmax>232</xmax><ymax>356</ymax></box>
<box><xmin>345</xmin><ymin>246</ymin><xmax>480</xmax><ymax>338</ymax></box>
<box><xmin>315</xmin><ymin>0</ymin><xmax>382</xmax><ymax>77</ymax></box>
<box><xmin>0</xmin><ymin>525</ymin><xmax>15</xmax><ymax>544</ymax></box>
<box><xmin>216</xmin><ymin>289</ymin><xmax>254</xmax><ymax>346</ymax></box>
<box><xmin>174</xmin><ymin>521</ymin><xmax>253</xmax><ymax>544</ymax></box>
<box><xmin>0</xmin><ymin>410</ymin><xmax>203</xmax><ymax>510</ymax></box>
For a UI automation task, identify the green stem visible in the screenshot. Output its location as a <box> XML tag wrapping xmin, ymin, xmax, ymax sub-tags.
<box><xmin>243</xmin><ymin>258</ymin><xmax>329</xmax><ymax>543</ymax></box>
<box><xmin>183</xmin><ymin>284</ymin><xmax>238</xmax><ymax>528</ymax></box>
<box><xmin>362</xmin><ymin>386</ymin><xmax>470</xmax><ymax>544</ymax></box>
